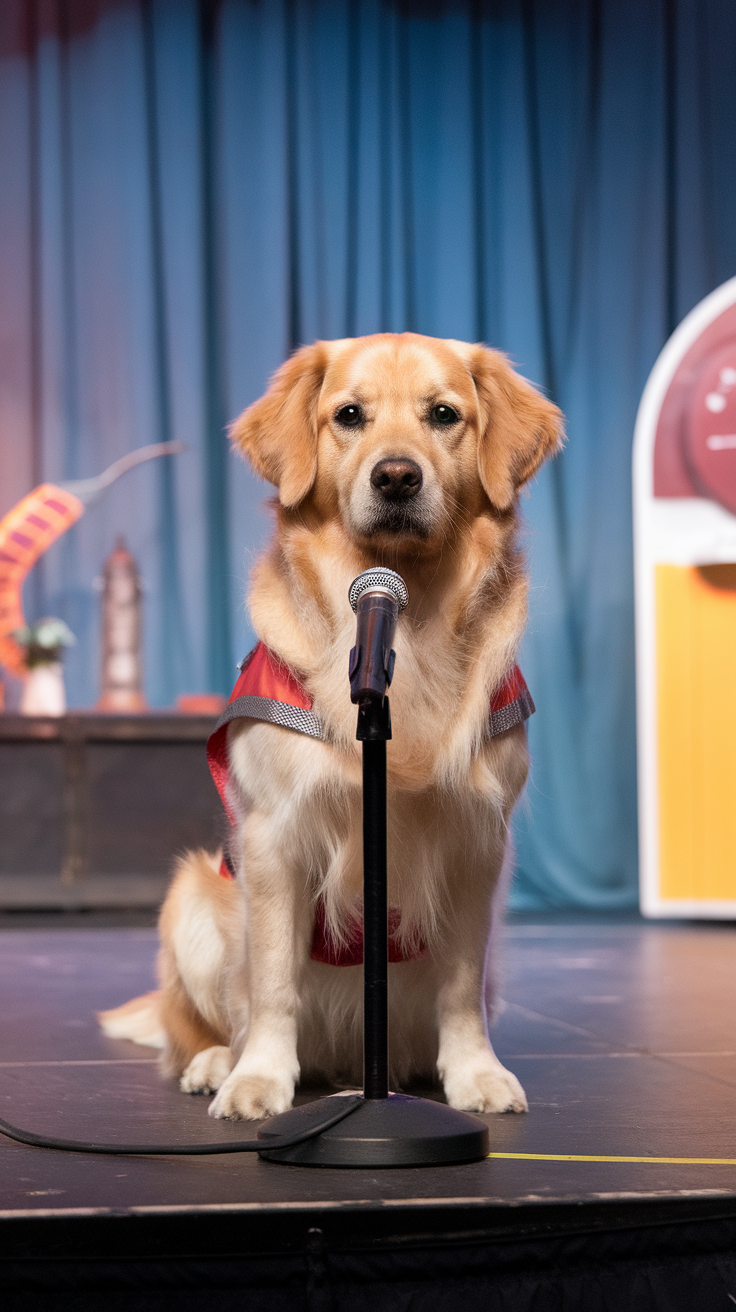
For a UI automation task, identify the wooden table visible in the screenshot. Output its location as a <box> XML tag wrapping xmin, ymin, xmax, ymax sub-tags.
<box><xmin>0</xmin><ymin>713</ymin><xmax>223</xmax><ymax>908</ymax></box>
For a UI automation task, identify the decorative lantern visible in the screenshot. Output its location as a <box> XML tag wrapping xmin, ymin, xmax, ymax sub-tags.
<box><xmin>96</xmin><ymin>537</ymin><xmax>147</xmax><ymax>712</ymax></box>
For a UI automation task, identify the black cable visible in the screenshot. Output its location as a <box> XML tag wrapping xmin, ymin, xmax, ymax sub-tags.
<box><xmin>0</xmin><ymin>1094</ymin><xmax>363</xmax><ymax>1156</ymax></box>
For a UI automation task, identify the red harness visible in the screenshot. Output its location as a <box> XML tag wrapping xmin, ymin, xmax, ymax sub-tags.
<box><xmin>207</xmin><ymin>642</ymin><xmax>534</xmax><ymax>967</ymax></box>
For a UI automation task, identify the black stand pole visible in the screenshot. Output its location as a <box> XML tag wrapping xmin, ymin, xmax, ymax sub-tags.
<box><xmin>257</xmin><ymin>576</ymin><xmax>490</xmax><ymax>1167</ymax></box>
<box><xmin>360</xmin><ymin>703</ymin><xmax>390</xmax><ymax>1101</ymax></box>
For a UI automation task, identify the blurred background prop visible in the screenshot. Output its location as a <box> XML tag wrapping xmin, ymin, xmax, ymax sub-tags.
<box><xmin>14</xmin><ymin>616</ymin><xmax>75</xmax><ymax>715</ymax></box>
<box><xmin>96</xmin><ymin>537</ymin><xmax>146</xmax><ymax>713</ymax></box>
<box><xmin>0</xmin><ymin>484</ymin><xmax>84</xmax><ymax>679</ymax></box>
<box><xmin>634</xmin><ymin>276</ymin><xmax>736</xmax><ymax>918</ymax></box>
<box><xmin>0</xmin><ymin>443</ymin><xmax>183</xmax><ymax>683</ymax></box>
<box><xmin>176</xmin><ymin>693</ymin><xmax>226</xmax><ymax>714</ymax></box>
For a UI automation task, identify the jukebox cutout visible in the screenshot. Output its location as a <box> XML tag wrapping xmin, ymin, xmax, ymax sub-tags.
<box><xmin>634</xmin><ymin>276</ymin><xmax>736</xmax><ymax>916</ymax></box>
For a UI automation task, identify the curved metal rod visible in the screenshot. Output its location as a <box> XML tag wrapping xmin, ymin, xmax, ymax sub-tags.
<box><xmin>61</xmin><ymin>440</ymin><xmax>186</xmax><ymax>506</ymax></box>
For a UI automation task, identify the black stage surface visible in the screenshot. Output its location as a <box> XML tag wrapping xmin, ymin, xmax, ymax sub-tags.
<box><xmin>3</xmin><ymin>914</ymin><xmax>736</xmax><ymax>1308</ymax></box>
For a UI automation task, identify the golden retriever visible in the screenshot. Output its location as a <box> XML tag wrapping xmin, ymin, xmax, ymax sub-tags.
<box><xmin>100</xmin><ymin>332</ymin><xmax>562</xmax><ymax>1120</ymax></box>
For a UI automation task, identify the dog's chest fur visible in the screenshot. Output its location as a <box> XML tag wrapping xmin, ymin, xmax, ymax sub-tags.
<box><xmin>227</xmin><ymin>580</ymin><xmax>528</xmax><ymax>945</ymax></box>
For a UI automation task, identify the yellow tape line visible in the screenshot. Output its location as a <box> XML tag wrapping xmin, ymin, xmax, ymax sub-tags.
<box><xmin>488</xmin><ymin>1152</ymin><xmax>736</xmax><ymax>1165</ymax></box>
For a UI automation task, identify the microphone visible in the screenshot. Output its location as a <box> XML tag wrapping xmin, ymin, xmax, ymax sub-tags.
<box><xmin>348</xmin><ymin>568</ymin><xmax>409</xmax><ymax>705</ymax></box>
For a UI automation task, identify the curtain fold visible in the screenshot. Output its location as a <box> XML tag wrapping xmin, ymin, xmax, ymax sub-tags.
<box><xmin>1</xmin><ymin>0</ymin><xmax>736</xmax><ymax>907</ymax></box>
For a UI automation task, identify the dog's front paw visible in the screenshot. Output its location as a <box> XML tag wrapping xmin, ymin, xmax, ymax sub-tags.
<box><xmin>443</xmin><ymin>1061</ymin><xmax>528</xmax><ymax>1114</ymax></box>
<box><xmin>179</xmin><ymin>1045</ymin><xmax>233</xmax><ymax>1095</ymax></box>
<box><xmin>208</xmin><ymin>1071</ymin><xmax>294</xmax><ymax>1120</ymax></box>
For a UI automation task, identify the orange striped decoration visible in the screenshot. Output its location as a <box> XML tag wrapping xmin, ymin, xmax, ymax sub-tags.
<box><xmin>0</xmin><ymin>485</ymin><xmax>84</xmax><ymax>677</ymax></box>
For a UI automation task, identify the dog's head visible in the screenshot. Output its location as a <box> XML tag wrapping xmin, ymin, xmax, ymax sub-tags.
<box><xmin>231</xmin><ymin>334</ymin><xmax>562</xmax><ymax>553</ymax></box>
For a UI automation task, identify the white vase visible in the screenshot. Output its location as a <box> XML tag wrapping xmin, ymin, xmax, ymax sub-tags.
<box><xmin>21</xmin><ymin>662</ymin><xmax>67</xmax><ymax>716</ymax></box>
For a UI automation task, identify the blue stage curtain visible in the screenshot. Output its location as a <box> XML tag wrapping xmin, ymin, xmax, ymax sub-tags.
<box><xmin>1</xmin><ymin>0</ymin><xmax>736</xmax><ymax>908</ymax></box>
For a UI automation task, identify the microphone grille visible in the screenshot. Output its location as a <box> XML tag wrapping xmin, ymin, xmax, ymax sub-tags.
<box><xmin>349</xmin><ymin>568</ymin><xmax>409</xmax><ymax>613</ymax></box>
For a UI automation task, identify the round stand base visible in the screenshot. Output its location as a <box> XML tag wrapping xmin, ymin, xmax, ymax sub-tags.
<box><xmin>257</xmin><ymin>1093</ymin><xmax>489</xmax><ymax>1167</ymax></box>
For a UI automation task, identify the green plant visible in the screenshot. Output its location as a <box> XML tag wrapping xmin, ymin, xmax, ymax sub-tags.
<box><xmin>13</xmin><ymin>618</ymin><xmax>76</xmax><ymax>669</ymax></box>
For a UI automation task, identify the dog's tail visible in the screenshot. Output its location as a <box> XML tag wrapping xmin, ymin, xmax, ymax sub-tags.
<box><xmin>98</xmin><ymin>991</ymin><xmax>166</xmax><ymax>1049</ymax></box>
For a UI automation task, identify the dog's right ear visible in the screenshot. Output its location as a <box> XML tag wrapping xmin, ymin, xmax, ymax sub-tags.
<box><xmin>230</xmin><ymin>343</ymin><xmax>329</xmax><ymax>507</ymax></box>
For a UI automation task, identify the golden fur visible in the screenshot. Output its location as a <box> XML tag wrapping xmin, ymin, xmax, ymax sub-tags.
<box><xmin>99</xmin><ymin>332</ymin><xmax>562</xmax><ymax>1119</ymax></box>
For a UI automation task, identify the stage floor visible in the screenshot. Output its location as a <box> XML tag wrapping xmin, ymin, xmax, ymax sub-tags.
<box><xmin>2</xmin><ymin>914</ymin><xmax>736</xmax><ymax>1207</ymax></box>
<box><xmin>3</xmin><ymin>914</ymin><xmax>736</xmax><ymax>1304</ymax></box>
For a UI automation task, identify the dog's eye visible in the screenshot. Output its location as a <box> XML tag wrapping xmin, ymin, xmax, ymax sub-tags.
<box><xmin>430</xmin><ymin>404</ymin><xmax>460</xmax><ymax>426</ymax></box>
<box><xmin>335</xmin><ymin>404</ymin><xmax>364</xmax><ymax>429</ymax></box>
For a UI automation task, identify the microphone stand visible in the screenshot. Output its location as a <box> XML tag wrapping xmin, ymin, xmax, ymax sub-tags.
<box><xmin>360</xmin><ymin>697</ymin><xmax>391</xmax><ymax>1102</ymax></box>
<box><xmin>257</xmin><ymin>570</ymin><xmax>489</xmax><ymax>1167</ymax></box>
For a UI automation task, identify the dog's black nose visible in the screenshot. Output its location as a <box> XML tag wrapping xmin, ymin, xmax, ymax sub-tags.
<box><xmin>370</xmin><ymin>457</ymin><xmax>423</xmax><ymax>500</ymax></box>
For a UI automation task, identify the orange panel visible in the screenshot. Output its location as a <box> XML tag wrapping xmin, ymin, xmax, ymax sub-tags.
<box><xmin>656</xmin><ymin>564</ymin><xmax>736</xmax><ymax>900</ymax></box>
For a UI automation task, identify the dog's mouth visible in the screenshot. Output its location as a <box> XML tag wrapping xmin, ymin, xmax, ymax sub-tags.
<box><xmin>361</xmin><ymin>498</ymin><xmax>433</xmax><ymax>540</ymax></box>
<box><xmin>345</xmin><ymin>454</ymin><xmax>445</xmax><ymax>547</ymax></box>
<box><xmin>355</xmin><ymin>455</ymin><xmax>436</xmax><ymax>541</ymax></box>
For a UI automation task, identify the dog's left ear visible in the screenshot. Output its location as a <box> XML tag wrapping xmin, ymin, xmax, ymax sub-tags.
<box><xmin>230</xmin><ymin>342</ymin><xmax>329</xmax><ymax>507</ymax></box>
<box><xmin>456</xmin><ymin>344</ymin><xmax>564</xmax><ymax>510</ymax></box>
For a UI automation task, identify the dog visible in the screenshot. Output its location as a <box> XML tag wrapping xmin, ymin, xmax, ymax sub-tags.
<box><xmin>99</xmin><ymin>332</ymin><xmax>562</xmax><ymax>1120</ymax></box>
